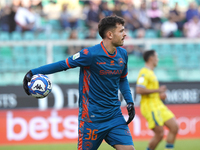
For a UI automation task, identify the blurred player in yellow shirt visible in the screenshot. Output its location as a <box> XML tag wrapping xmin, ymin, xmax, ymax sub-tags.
<box><xmin>136</xmin><ymin>50</ymin><xmax>179</xmax><ymax>150</ymax></box>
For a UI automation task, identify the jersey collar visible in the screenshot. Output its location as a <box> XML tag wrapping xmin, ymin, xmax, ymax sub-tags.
<box><xmin>100</xmin><ymin>41</ymin><xmax>117</xmax><ymax>58</ymax></box>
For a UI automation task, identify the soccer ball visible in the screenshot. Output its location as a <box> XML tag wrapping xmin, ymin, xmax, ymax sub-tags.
<box><xmin>28</xmin><ymin>74</ymin><xmax>52</xmax><ymax>98</ymax></box>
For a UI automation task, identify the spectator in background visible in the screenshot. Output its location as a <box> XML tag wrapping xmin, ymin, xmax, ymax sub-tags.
<box><xmin>32</xmin><ymin>2</ymin><xmax>50</xmax><ymax>33</ymax></box>
<box><xmin>99</xmin><ymin>1</ymin><xmax>113</xmax><ymax>19</ymax></box>
<box><xmin>8</xmin><ymin>5</ymin><xmax>18</xmax><ymax>32</ymax></box>
<box><xmin>185</xmin><ymin>2</ymin><xmax>199</xmax><ymax>22</ymax></box>
<box><xmin>135</xmin><ymin>2</ymin><xmax>152</xmax><ymax>29</ymax></box>
<box><xmin>0</xmin><ymin>6</ymin><xmax>11</xmax><ymax>31</ymax></box>
<box><xmin>147</xmin><ymin>1</ymin><xmax>162</xmax><ymax>30</ymax></box>
<box><xmin>85</xmin><ymin>27</ymin><xmax>97</xmax><ymax>39</ymax></box>
<box><xmin>67</xmin><ymin>30</ymin><xmax>82</xmax><ymax>55</ymax></box>
<box><xmin>123</xmin><ymin>4</ymin><xmax>141</xmax><ymax>31</ymax></box>
<box><xmin>136</xmin><ymin>28</ymin><xmax>146</xmax><ymax>38</ymax></box>
<box><xmin>161</xmin><ymin>16</ymin><xmax>178</xmax><ymax>38</ymax></box>
<box><xmin>60</xmin><ymin>4</ymin><xmax>78</xmax><ymax>30</ymax></box>
<box><xmin>169</xmin><ymin>2</ymin><xmax>185</xmax><ymax>31</ymax></box>
<box><xmin>15</xmin><ymin>5</ymin><xmax>36</xmax><ymax>32</ymax></box>
<box><xmin>86</xmin><ymin>1</ymin><xmax>100</xmax><ymax>30</ymax></box>
<box><xmin>112</xmin><ymin>1</ymin><xmax>123</xmax><ymax>18</ymax></box>
<box><xmin>183</xmin><ymin>15</ymin><xmax>200</xmax><ymax>38</ymax></box>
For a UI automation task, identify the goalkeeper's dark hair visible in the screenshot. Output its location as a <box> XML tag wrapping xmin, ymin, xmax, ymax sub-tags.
<box><xmin>98</xmin><ymin>15</ymin><xmax>125</xmax><ymax>39</ymax></box>
<box><xmin>143</xmin><ymin>50</ymin><xmax>156</xmax><ymax>62</ymax></box>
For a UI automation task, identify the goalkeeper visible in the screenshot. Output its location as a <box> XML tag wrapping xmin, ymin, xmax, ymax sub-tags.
<box><xmin>23</xmin><ymin>16</ymin><xmax>136</xmax><ymax>150</ymax></box>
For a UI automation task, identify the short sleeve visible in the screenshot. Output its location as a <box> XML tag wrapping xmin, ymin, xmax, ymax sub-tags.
<box><xmin>136</xmin><ymin>71</ymin><xmax>148</xmax><ymax>88</ymax></box>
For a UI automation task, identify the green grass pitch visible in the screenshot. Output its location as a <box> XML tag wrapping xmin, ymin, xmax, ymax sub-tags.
<box><xmin>0</xmin><ymin>139</ymin><xmax>199</xmax><ymax>150</ymax></box>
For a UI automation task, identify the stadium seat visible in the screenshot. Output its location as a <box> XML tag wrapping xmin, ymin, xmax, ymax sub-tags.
<box><xmin>127</xmin><ymin>69</ymin><xmax>140</xmax><ymax>82</ymax></box>
<box><xmin>155</xmin><ymin>69</ymin><xmax>171</xmax><ymax>81</ymax></box>
<box><xmin>0</xmin><ymin>32</ymin><xmax>10</xmax><ymax>40</ymax></box>
<box><xmin>78</xmin><ymin>19</ymin><xmax>87</xmax><ymax>29</ymax></box>
<box><xmin>178</xmin><ymin>69</ymin><xmax>200</xmax><ymax>81</ymax></box>
<box><xmin>1</xmin><ymin>57</ymin><xmax>14</xmax><ymax>72</ymax></box>
<box><xmin>128</xmin><ymin>55</ymin><xmax>144</xmax><ymax>68</ymax></box>
<box><xmin>49</xmin><ymin>31</ymin><xmax>60</xmax><ymax>39</ymax></box>
<box><xmin>151</xmin><ymin>44</ymin><xmax>160</xmax><ymax>52</ymax></box>
<box><xmin>184</xmin><ymin>43</ymin><xmax>195</xmax><ymax>51</ymax></box>
<box><xmin>14</xmin><ymin>58</ymin><xmax>27</xmax><ymax>71</ymax></box>
<box><xmin>159</xmin><ymin>44</ymin><xmax>173</xmax><ymax>56</ymax></box>
<box><xmin>171</xmin><ymin>44</ymin><xmax>184</xmax><ymax>56</ymax></box>
<box><xmin>193</xmin><ymin>45</ymin><xmax>200</xmax><ymax>56</ymax></box>
<box><xmin>173</xmin><ymin>30</ymin><xmax>183</xmax><ymax>37</ymax></box>
<box><xmin>158</xmin><ymin>56</ymin><xmax>175</xmax><ymax>69</ymax></box>
<box><xmin>10</xmin><ymin>31</ymin><xmax>22</xmax><ymax>40</ymax></box>
<box><xmin>26</xmin><ymin>46</ymin><xmax>37</xmax><ymax>55</ymax></box>
<box><xmin>77</xmin><ymin>31</ymin><xmax>86</xmax><ymax>39</ymax></box>
<box><xmin>38</xmin><ymin>46</ymin><xmax>46</xmax><ymax>55</ymax></box>
<box><xmin>36</xmin><ymin>32</ymin><xmax>47</xmax><ymax>40</ymax></box>
<box><xmin>48</xmin><ymin>19</ymin><xmax>62</xmax><ymax>30</ymax></box>
<box><xmin>172</xmin><ymin>44</ymin><xmax>184</xmax><ymax>51</ymax></box>
<box><xmin>145</xmin><ymin>30</ymin><xmax>158</xmax><ymax>38</ymax></box>
<box><xmin>13</xmin><ymin>46</ymin><xmax>25</xmax><ymax>57</ymax></box>
<box><xmin>167</xmin><ymin>69</ymin><xmax>180</xmax><ymax>81</ymax></box>
<box><xmin>187</xmin><ymin>54</ymin><xmax>199</xmax><ymax>68</ymax></box>
<box><xmin>175</xmin><ymin>55</ymin><xmax>187</xmax><ymax>68</ymax></box>
<box><xmin>60</xmin><ymin>31</ymin><xmax>70</xmax><ymax>39</ymax></box>
<box><xmin>23</xmin><ymin>31</ymin><xmax>35</xmax><ymax>40</ymax></box>
<box><xmin>0</xmin><ymin>46</ymin><xmax>12</xmax><ymax>58</ymax></box>
<box><xmin>0</xmin><ymin>72</ymin><xmax>14</xmax><ymax>85</ymax></box>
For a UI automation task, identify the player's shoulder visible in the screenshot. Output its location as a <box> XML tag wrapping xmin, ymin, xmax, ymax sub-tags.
<box><xmin>83</xmin><ymin>43</ymin><xmax>101</xmax><ymax>55</ymax></box>
<box><xmin>89</xmin><ymin>43</ymin><xmax>101</xmax><ymax>51</ymax></box>
<box><xmin>79</xmin><ymin>43</ymin><xmax>100</xmax><ymax>55</ymax></box>
<box><xmin>117</xmin><ymin>46</ymin><xmax>127</xmax><ymax>54</ymax></box>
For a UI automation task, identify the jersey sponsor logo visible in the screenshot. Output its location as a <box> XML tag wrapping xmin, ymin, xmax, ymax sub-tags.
<box><xmin>99</xmin><ymin>70</ymin><xmax>123</xmax><ymax>75</ymax></box>
<box><xmin>110</xmin><ymin>60</ymin><xmax>115</xmax><ymax>65</ymax></box>
<box><xmin>118</xmin><ymin>58</ymin><xmax>124</xmax><ymax>66</ymax></box>
<box><xmin>73</xmin><ymin>52</ymin><xmax>80</xmax><ymax>60</ymax></box>
<box><xmin>83</xmin><ymin>49</ymin><xmax>89</xmax><ymax>55</ymax></box>
<box><xmin>96</xmin><ymin>62</ymin><xmax>106</xmax><ymax>65</ymax></box>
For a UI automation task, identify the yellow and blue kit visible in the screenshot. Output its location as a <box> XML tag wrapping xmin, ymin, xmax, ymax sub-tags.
<box><xmin>136</xmin><ymin>67</ymin><xmax>174</xmax><ymax>129</ymax></box>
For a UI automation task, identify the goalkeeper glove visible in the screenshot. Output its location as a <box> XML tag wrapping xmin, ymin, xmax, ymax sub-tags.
<box><xmin>126</xmin><ymin>102</ymin><xmax>135</xmax><ymax>125</ymax></box>
<box><xmin>23</xmin><ymin>70</ymin><xmax>33</xmax><ymax>95</ymax></box>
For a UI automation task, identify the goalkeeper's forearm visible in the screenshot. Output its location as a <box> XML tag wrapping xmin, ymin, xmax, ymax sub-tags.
<box><xmin>31</xmin><ymin>60</ymin><xmax>68</xmax><ymax>75</ymax></box>
<box><xmin>119</xmin><ymin>76</ymin><xmax>134</xmax><ymax>104</ymax></box>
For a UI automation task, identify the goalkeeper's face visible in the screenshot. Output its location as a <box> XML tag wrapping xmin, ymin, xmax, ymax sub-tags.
<box><xmin>111</xmin><ymin>23</ymin><xmax>127</xmax><ymax>47</ymax></box>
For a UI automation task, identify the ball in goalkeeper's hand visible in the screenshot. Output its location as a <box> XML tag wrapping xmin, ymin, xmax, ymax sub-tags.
<box><xmin>28</xmin><ymin>74</ymin><xmax>52</xmax><ymax>98</ymax></box>
<box><xmin>159</xmin><ymin>92</ymin><xmax>167</xmax><ymax>100</ymax></box>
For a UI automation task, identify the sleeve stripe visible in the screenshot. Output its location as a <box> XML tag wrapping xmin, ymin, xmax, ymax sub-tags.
<box><xmin>121</xmin><ymin>72</ymin><xmax>128</xmax><ymax>78</ymax></box>
<box><xmin>136</xmin><ymin>84</ymin><xmax>146</xmax><ymax>88</ymax></box>
<box><xmin>66</xmin><ymin>58</ymin><xmax>71</xmax><ymax>68</ymax></box>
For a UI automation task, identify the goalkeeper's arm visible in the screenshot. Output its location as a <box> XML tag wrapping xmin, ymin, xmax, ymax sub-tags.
<box><xmin>31</xmin><ymin>60</ymin><xmax>69</xmax><ymax>75</ymax></box>
<box><xmin>119</xmin><ymin>76</ymin><xmax>135</xmax><ymax>124</ymax></box>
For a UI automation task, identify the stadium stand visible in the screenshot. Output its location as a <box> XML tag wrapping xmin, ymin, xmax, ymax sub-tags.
<box><xmin>1</xmin><ymin>0</ymin><xmax>200</xmax><ymax>85</ymax></box>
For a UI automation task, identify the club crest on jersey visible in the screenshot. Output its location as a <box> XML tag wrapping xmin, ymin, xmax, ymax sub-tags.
<box><xmin>73</xmin><ymin>52</ymin><xmax>80</xmax><ymax>60</ymax></box>
<box><xmin>118</xmin><ymin>58</ymin><xmax>124</xmax><ymax>66</ymax></box>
